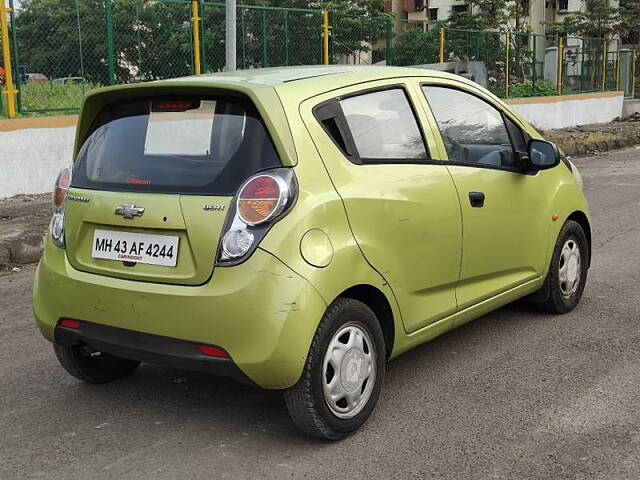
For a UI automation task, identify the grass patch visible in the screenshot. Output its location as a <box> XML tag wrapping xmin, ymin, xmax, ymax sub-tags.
<box><xmin>18</xmin><ymin>82</ymin><xmax>98</xmax><ymax>113</ymax></box>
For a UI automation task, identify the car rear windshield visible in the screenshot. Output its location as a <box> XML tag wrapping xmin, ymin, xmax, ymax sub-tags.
<box><xmin>71</xmin><ymin>96</ymin><xmax>281</xmax><ymax>195</ymax></box>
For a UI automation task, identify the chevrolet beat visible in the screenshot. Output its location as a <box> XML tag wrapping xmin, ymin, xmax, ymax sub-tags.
<box><xmin>33</xmin><ymin>66</ymin><xmax>591</xmax><ymax>440</ymax></box>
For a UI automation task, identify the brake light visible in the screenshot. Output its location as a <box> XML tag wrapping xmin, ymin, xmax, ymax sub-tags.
<box><xmin>152</xmin><ymin>100</ymin><xmax>199</xmax><ymax>112</ymax></box>
<box><xmin>197</xmin><ymin>344</ymin><xmax>230</xmax><ymax>359</ymax></box>
<box><xmin>52</xmin><ymin>164</ymin><xmax>72</xmax><ymax>208</ymax></box>
<box><xmin>59</xmin><ymin>319</ymin><xmax>80</xmax><ymax>329</ymax></box>
<box><xmin>237</xmin><ymin>174</ymin><xmax>287</xmax><ymax>226</ymax></box>
<box><xmin>218</xmin><ymin>168</ymin><xmax>297</xmax><ymax>263</ymax></box>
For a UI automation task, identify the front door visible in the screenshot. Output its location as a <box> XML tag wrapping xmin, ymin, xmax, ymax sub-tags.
<box><xmin>421</xmin><ymin>84</ymin><xmax>552</xmax><ymax>309</ymax></box>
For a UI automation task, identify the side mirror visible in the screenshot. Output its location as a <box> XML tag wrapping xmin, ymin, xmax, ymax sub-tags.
<box><xmin>526</xmin><ymin>139</ymin><xmax>560</xmax><ymax>171</ymax></box>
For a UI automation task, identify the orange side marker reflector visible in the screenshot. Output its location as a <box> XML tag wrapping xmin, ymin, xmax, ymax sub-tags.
<box><xmin>552</xmin><ymin>214</ymin><xmax>560</xmax><ymax>222</ymax></box>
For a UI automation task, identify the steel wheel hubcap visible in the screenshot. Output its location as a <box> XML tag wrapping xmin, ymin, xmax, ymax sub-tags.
<box><xmin>559</xmin><ymin>238</ymin><xmax>581</xmax><ymax>298</ymax></box>
<box><xmin>322</xmin><ymin>322</ymin><xmax>376</xmax><ymax>419</ymax></box>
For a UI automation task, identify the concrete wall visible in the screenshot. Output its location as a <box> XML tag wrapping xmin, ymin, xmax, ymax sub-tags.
<box><xmin>622</xmin><ymin>99</ymin><xmax>640</xmax><ymax>118</ymax></box>
<box><xmin>0</xmin><ymin>116</ymin><xmax>77</xmax><ymax>199</ymax></box>
<box><xmin>506</xmin><ymin>91</ymin><xmax>624</xmax><ymax>130</ymax></box>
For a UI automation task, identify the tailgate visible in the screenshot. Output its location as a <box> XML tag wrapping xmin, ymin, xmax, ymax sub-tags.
<box><xmin>65</xmin><ymin>189</ymin><xmax>231</xmax><ymax>285</ymax></box>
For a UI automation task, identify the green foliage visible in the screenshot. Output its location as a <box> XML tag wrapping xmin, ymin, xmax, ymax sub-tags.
<box><xmin>15</xmin><ymin>0</ymin><xmax>110</xmax><ymax>84</ymax></box>
<box><xmin>548</xmin><ymin>0</ymin><xmax>640</xmax><ymax>40</ymax></box>
<box><xmin>391</xmin><ymin>27</ymin><xmax>439</xmax><ymax>66</ymax></box>
<box><xmin>446</xmin><ymin>0</ymin><xmax>507</xmax><ymax>31</ymax></box>
<box><xmin>508</xmin><ymin>79</ymin><xmax>557</xmax><ymax>97</ymax></box>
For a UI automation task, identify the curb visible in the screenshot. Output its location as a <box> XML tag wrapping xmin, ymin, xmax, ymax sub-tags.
<box><xmin>558</xmin><ymin>135</ymin><xmax>640</xmax><ymax>157</ymax></box>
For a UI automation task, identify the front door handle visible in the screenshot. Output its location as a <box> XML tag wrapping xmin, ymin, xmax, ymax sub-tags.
<box><xmin>468</xmin><ymin>191</ymin><xmax>485</xmax><ymax>208</ymax></box>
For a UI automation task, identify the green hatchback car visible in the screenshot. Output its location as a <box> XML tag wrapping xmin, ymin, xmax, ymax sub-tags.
<box><xmin>33</xmin><ymin>66</ymin><xmax>591</xmax><ymax>440</ymax></box>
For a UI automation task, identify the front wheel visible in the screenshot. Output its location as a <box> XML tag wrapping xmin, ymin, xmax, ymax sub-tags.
<box><xmin>284</xmin><ymin>298</ymin><xmax>386</xmax><ymax>440</ymax></box>
<box><xmin>538</xmin><ymin>219</ymin><xmax>589</xmax><ymax>313</ymax></box>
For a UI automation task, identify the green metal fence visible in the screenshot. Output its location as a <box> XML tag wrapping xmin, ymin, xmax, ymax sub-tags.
<box><xmin>1</xmin><ymin>30</ymin><xmax>5</xmax><ymax>117</ymax></box>
<box><xmin>4</xmin><ymin>0</ymin><xmax>638</xmax><ymax>115</ymax></box>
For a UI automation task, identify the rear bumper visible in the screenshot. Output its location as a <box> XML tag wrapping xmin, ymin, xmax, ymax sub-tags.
<box><xmin>33</xmin><ymin>236</ymin><xmax>327</xmax><ymax>389</ymax></box>
<box><xmin>55</xmin><ymin>320</ymin><xmax>256</xmax><ymax>386</ymax></box>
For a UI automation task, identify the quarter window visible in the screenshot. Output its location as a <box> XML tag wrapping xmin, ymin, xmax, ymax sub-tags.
<box><xmin>422</xmin><ymin>86</ymin><xmax>519</xmax><ymax>169</ymax></box>
<box><xmin>339</xmin><ymin>89</ymin><xmax>428</xmax><ymax>162</ymax></box>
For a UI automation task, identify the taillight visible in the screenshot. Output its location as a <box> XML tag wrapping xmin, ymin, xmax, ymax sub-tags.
<box><xmin>237</xmin><ymin>174</ymin><xmax>288</xmax><ymax>226</ymax></box>
<box><xmin>52</xmin><ymin>164</ymin><xmax>72</xmax><ymax>208</ymax></box>
<box><xmin>218</xmin><ymin>168</ymin><xmax>297</xmax><ymax>264</ymax></box>
<box><xmin>50</xmin><ymin>164</ymin><xmax>72</xmax><ymax>249</ymax></box>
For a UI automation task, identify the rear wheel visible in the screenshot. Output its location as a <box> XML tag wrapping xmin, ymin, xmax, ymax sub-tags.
<box><xmin>284</xmin><ymin>298</ymin><xmax>385</xmax><ymax>440</ymax></box>
<box><xmin>54</xmin><ymin>344</ymin><xmax>140</xmax><ymax>384</ymax></box>
<box><xmin>538</xmin><ymin>219</ymin><xmax>589</xmax><ymax>314</ymax></box>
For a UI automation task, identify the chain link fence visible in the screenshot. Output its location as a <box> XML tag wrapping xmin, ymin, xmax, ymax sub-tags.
<box><xmin>2</xmin><ymin>0</ymin><xmax>638</xmax><ymax>116</ymax></box>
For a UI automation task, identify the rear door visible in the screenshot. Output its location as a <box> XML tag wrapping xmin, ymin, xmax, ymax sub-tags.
<box><xmin>66</xmin><ymin>95</ymin><xmax>281</xmax><ymax>285</ymax></box>
<box><xmin>420</xmin><ymin>83</ymin><xmax>552</xmax><ymax>308</ymax></box>
<box><xmin>301</xmin><ymin>81</ymin><xmax>462</xmax><ymax>334</ymax></box>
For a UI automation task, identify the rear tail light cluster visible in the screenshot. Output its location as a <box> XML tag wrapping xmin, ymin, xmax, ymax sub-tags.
<box><xmin>50</xmin><ymin>164</ymin><xmax>73</xmax><ymax>249</ymax></box>
<box><xmin>218</xmin><ymin>168</ymin><xmax>297</xmax><ymax>264</ymax></box>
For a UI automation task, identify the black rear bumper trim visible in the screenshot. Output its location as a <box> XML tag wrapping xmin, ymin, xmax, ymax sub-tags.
<box><xmin>54</xmin><ymin>319</ymin><xmax>257</xmax><ymax>387</ymax></box>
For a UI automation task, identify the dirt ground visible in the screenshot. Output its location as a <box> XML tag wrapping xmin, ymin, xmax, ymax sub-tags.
<box><xmin>544</xmin><ymin>115</ymin><xmax>640</xmax><ymax>156</ymax></box>
<box><xmin>0</xmin><ymin>194</ymin><xmax>52</xmax><ymax>269</ymax></box>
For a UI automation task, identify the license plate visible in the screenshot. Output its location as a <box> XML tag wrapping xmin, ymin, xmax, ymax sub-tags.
<box><xmin>92</xmin><ymin>229</ymin><xmax>179</xmax><ymax>267</ymax></box>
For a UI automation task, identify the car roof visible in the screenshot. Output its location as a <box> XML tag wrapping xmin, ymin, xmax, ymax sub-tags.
<box><xmin>163</xmin><ymin>65</ymin><xmax>464</xmax><ymax>99</ymax></box>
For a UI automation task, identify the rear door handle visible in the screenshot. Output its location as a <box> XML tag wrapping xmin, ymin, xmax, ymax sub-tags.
<box><xmin>468</xmin><ymin>191</ymin><xmax>485</xmax><ymax>208</ymax></box>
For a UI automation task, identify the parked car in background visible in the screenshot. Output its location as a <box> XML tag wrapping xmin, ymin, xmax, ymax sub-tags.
<box><xmin>53</xmin><ymin>77</ymin><xmax>86</xmax><ymax>85</ymax></box>
<box><xmin>33</xmin><ymin>66</ymin><xmax>591</xmax><ymax>440</ymax></box>
<box><xmin>26</xmin><ymin>73</ymin><xmax>48</xmax><ymax>84</ymax></box>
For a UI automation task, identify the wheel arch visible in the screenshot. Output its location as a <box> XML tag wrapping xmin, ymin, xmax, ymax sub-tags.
<box><xmin>567</xmin><ymin>210</ymin><xmax>591</xmax><ymax>268</ymax></box>
<box><xmin>337</xmin><ymin>284</ymin><xmax>395</xmax><ymax>359</ymax></box>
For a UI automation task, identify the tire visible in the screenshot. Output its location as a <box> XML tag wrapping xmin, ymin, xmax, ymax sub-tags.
<box><xmin>54</xmin><ymin>344</ymin><xmax>140</xmax><ymax>384</ymax></box>
<box><xmin>538</xmin><ymin>219</ymin><xmax>589</xmax><ymax>314</ymax></box>
<box><xmin>284</xmin><ymin>298</ymin><xmax>386</xmax><ymax>440</ymax></box>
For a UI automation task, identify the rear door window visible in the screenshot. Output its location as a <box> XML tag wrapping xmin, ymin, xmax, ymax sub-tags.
<box><xmin>339</xmin><ymin>88</ymin><xmax>429</xmax><ymax>163</ymax></box>
<box><xmin>72</xmin><ymin>96</ymin><xmax>281</xmax><ymax>195</ymax></box>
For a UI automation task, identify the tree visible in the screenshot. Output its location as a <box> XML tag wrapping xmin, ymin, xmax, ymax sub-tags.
<box><xmin>446</xmin><ymin>0</ymin><xmax>509</xmax><ymax>31</ymax></box>
<box><xmin>548</xmin><ymin>0</ymin><xmax>620</xmax><ymax>38</ymax></box>
<box><xmin>12</xmin><ymin>0</ymin><xmax>387</xmax><ymax>82</ymax></box>
<box><xmin>14</xmin><ymin>0</ymin><xmax>111</xmax><ymax>83</ymax></box>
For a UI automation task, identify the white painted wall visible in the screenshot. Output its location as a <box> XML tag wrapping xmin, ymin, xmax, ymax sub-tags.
<box><xmin>0</xmin><ymin>126</ymin><xmax>75</xmax><ymax>199</ymax></box>
<box><xmin>508</xmin><ymin>94</ymin><xmax>624</xmax><ymax>130</ymax></box>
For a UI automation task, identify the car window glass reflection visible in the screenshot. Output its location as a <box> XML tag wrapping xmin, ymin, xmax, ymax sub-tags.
<box><xmin>423</xmin><ymin>86</ymin><xmax>517</xmax><ymax>169</ymax></box>
<box><xmin>340</xmin><ymin>89</ymin><xmax>427</xmax><ymax>162</ymax></box>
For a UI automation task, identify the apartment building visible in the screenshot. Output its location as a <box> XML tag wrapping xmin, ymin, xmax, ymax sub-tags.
<box><xmin>384</xmin><ymin>0</ymin><xmax>619</xmax><ymax>37</ymax></box>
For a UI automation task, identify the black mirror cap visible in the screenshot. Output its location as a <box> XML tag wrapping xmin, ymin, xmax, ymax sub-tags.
<box><xmin>526</xmin><ymin>139</ymin><xmax>560</xmax><ymax>172</ymax></box>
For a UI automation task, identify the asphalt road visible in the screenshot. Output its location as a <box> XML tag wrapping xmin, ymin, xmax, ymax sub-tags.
<box><xmin>1</xmin><ymin>148</ymin><xmax>639</xmax><ymax>480</ymax></box>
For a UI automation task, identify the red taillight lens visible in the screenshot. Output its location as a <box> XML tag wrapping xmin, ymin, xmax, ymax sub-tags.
<box><xmin>52</xmin><ymin>164</ymin><xmax>72</xmax><ymax>208</ymax></box>
<box><xmin>237</xmin><ymin>175</ymin><xmax>283</xmax><ymax>225</ymax></box>
<box><xmin>197</xmin><ymin>344</ymin><xmax>230</xmax><ymax>359</ymax></box>
<box><xmin>59</xmin><ymin>319</ymin><xmax>80</xmax><ymax>329</ymax></box>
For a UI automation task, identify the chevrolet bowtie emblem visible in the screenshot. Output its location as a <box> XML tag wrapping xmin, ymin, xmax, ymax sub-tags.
<box><xmin>114</xmin><ymin>204</ymin><xmax>145</xmax><ymax>219</ymax></box>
